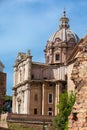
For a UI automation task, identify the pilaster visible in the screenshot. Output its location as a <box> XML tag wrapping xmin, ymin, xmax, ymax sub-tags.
<box><xmin>24</xmin><ymin>84</ymin><xmax>30</xmax><ymax>114</ymax></box>
<box><xmin>42</xmin><ymin>83</ymin><xmax>45</xmax><ymax>115</ymax></box>
<box><xmin>55</xmin><ymin>83</ymin><xmax>60</xmax><ymax>115</ymax></box>
<box><xmin>12</xmin><ymin>90</ymin><xmax>16</xmax><ymax>113</ymax></box>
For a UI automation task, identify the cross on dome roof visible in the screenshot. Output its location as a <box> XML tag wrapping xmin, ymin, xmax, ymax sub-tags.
<box><xmin>63</xmin><ymin>8</ymin><xmax>66</xmax><ymax>17</ymax></box>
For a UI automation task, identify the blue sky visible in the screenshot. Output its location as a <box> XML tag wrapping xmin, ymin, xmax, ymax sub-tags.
<box><xmin>0</xmin><ymin>0</ymin><xmax>87</xmax><ymax>95</ymax></box>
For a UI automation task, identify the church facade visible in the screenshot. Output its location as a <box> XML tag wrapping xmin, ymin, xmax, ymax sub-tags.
<box><xmin>12</xmin><ymin>11</ymin><xmax>79</xmax><ymax>116</ymax></box>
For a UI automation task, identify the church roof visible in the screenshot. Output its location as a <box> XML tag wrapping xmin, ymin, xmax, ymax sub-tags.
<box><xmin>48</xmin><ymin>29</ymin><xmax>79</xmax><ymax>43</ymax></box>
<box><xmin>47</xmin><ymin>10</ymin><xmax>79</xmax><ymax>45</ymax></box>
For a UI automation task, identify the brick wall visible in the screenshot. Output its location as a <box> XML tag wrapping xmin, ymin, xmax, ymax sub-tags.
<box><xmin>30</xmin><ymin>82</ymin><xmax>42</xmax><ymax>115</ymax></box>
<box><xmin>0</xmin><ymin>72</ymin><xmax>6</xmax><ymax>113</ymax></box>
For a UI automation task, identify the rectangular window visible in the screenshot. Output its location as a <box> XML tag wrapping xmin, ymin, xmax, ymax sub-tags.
<box><xmin>31</xmin><ymin>74</ymin><xmax>34</xmax><ymax>79</ymax></box>
<box><xmin>48</xmin><ymin>111</ymin><xmax>53</xmax><ymax>116</ymax></box>
<box><xmin>34</xmin><ymin>108</ymin><xmax>37</xmax><ymax>115</ymax></box>
<box><xmin>48</xmin><ymin>93</ymin><xmax>53</xmax><ymax>104</ymax></box>
<box><xmin>55</xmin><ymin>54</ymin><xmax>60</xmax><ymax>61</ymax></box>
<box><xmin>48</xmin><ymin>108</ymin><xmax>53</xmax><ymax>116</ymax></box>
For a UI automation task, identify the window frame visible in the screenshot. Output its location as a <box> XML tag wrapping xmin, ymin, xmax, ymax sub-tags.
<box><xmin>34</xmin><ymin>108</ymin><xmax>37</xmax><ymax>115</ymax></box>
<box><xmin>48</xmin><ymin>93</ymin><xmax>53</xmax><ymax>104</ymax></box>
<box><xmin>48</xmin><ymin>111</ymin><xmax>53</xmax><ymax>116</ymax></box>
<box><xmin>55</xmin><ymin>53</ymin><xmax>60</xmax><ymax>61</ymax></box>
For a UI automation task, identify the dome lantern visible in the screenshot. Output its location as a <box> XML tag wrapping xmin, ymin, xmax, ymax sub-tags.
<box><xmin>59</xmin><ymin>10</ymin><xmax>69</xmax><ymax>29</ymax></box>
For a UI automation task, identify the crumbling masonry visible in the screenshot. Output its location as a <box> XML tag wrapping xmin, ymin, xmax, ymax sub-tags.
<box><xmin>68</xmin><ymin>35</ymin><xmax>87</xmax><ymax>130</ymax></box>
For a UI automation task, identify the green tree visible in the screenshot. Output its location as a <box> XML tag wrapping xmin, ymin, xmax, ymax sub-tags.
<box><xmin>2</xmin><ymin>95</ymin><xmax>12</xmax><ymax>113</ymax></box>
<box><xmin>5</xmin><ymin>95</ymin><xmax>12</xmax><ymax>100</ymax></box>
<box><xmin>53</xmin><ymin>91</ymin><xmax>75</xmax><ymax>130</ymax></box>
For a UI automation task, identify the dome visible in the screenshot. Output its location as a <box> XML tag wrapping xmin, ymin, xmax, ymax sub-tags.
<box><xmin>48</xmin><ymin>10</ymin><xmax>79</xmax><ymax>44</ymax></box>
<box><xmin>48</xmin><ymin>28</ymin><xmax>79</xmax><ymax>43</ymax></box>
<box><xmin>44</xmin><ymin>10</ymin><xmax>80</xmax><ymax>65</ymax></box>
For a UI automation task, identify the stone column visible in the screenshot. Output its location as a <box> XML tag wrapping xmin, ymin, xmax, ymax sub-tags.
<box><xmin>23</xmin><ymin>51</ymin><xmax>32</xmax><ymax>114</ymax></box>
<box><xmin>24</xmin><ymin>84</ymin><xmax>30</xmax><ymax>114</ymax></box>
<box><xmin>12</xmin><ymin>90</ymin><xmax>16</xmax><ymax>113</ymax></box>
<box><xmin>55</xmin><ymin>83</ymin><xmax>60</xmax><ymax>115</ymax></box>
<box><xmin>13</xmin><ymin>67</ymin><xmax>18</xmax><ymax>86</ymax></box>
<box><xmin>25</xmin><ymin>51</ymin><xmax>32</xmax><ymax>81</ymax></box>
<box><xmin>42</xmin><ymin>83</ymin><xmax>45</xmax><ymax>115</ymax></box>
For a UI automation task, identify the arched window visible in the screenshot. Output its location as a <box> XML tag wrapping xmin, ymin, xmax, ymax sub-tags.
<box><xmin>55</xmin><ymin>54</ymin><xmax>60</xmax><ymax>61</ymax></box>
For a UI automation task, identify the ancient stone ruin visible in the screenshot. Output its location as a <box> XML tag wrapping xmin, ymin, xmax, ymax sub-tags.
<box><xmin>68</xmin><ymin>35</ymin><xmax>87</xmax><ymax>130</ymax></box>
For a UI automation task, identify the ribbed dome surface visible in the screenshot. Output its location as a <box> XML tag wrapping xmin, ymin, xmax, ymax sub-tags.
<box><xmin>47</xmin><ymin>10</ymin><xmax>79</xmax><ymax>47</ymax></box>
<box><xmin>48</xmin><ymin>28</ymin><xmax>79</xmax><ymax>43</ymax></box>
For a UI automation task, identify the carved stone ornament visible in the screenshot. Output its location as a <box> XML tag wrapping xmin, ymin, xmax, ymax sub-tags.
<box><xmin>17</xmin><ymin>96</ymin><xmax>21</xmax><ymax>102</ymax></box>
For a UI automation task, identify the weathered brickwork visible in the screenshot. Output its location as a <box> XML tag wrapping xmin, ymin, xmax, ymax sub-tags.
<box><xmin>68</xmin><ymin>35</ymin><xmax>87</xmax><ymax>130</ymax></box>
<box><xmin>0</xmin><ymin>72</ymin><xmax>6</xmax><ymax>113</ymax></box>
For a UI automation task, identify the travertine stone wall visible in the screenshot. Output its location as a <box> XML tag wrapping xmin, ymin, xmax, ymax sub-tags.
<box><xmin>68</xmin><ymin>36</ymin><xmax>87</xmax><ymax>130</ymax></box>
